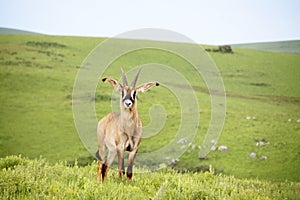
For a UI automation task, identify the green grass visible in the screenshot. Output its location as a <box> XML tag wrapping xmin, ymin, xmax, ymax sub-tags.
<box><xmin>1</xmin><ymin>156</ymin><xmax>299</xmax><ymax>199</ymax></box>
<box><xmin>0</xmin><ymin>34</ymin><xmax>300</xmax><ymax>187</ymax></box>
<box><xmin>0</xmin><ymin>34</ymin><xmax>103</xmax><ymax>162</ymax></box>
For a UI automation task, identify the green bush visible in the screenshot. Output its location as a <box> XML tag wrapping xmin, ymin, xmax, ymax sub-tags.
<box><xmin>0</xmin><ymin>155</ymin><xmax>28</xmax><ymax>170</ymax></box>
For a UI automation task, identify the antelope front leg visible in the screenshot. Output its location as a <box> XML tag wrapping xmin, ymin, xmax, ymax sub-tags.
<box><xmin>117</xmin><ymin>147</ymin><xmax>125</xmax><ymax>177</ymax></box>
<box><xmin>126</xmin><ymin>148</ymin><xmax>138</xmax><ymax>180</ymax></box>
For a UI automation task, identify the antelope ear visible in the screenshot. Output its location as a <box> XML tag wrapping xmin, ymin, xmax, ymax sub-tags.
<box><xmin>102</xmin><ymin>77</ymin><xmax>123</xmax><ymax>92</ymax></box>
<box><xmin>136</xmin><ymin>81</ymin><xmax>159</xmax><ymax>93</ymax></box>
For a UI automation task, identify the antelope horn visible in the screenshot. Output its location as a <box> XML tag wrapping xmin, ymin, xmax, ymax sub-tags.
<box><xmin>131</xmin><ymin>68</ymin><xmax>141</xmax><ymax>88</ymax></box>
<box><xmin>121</xmin><ymin>67</ymin><xmax>128</xmax><ymax>86</ymax></box>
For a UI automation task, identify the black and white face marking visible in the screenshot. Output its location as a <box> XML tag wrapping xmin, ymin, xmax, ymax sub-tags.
<box><xmin>122</xmin><ymin>89</ymin><xmax>136</xmax><ymax>108</ymax></box>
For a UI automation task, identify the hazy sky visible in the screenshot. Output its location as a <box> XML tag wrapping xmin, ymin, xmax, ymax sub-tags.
<box><xmin>1</xmin><ymin>0</ymin><xmax>299</xmax><ymax>44</ymax></box>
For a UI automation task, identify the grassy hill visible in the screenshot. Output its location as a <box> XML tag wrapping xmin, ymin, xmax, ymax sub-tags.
<box><xmin>0</xmin><ymin>27</ymin><xmax>41</xmax><ymax>35</ymax></box>
<box><xmin>232</xmin><ymin>40</ymin><xmax>300</xmax><ymax>54</ymax></box>
<box><xmin>0</xmin><ymin>34</ymin><xmax>102</xmax><ymax>162</ymax></box>
<box><xmin>0</xmin><ymin>33</ymin><xmax>299</xmax><ymax>187</ymax></box>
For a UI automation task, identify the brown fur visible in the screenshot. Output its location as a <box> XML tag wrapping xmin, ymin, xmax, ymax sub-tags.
<box><xmin>97</xmin><ymin>69</ymin><xmax>159</xmax><ymax>182</ymax></box>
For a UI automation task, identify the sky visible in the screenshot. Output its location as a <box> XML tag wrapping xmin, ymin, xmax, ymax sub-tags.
<box><xmin>0</xmin><ymin>0</ymin><xmax>299</xmax><ymax>45</ymax></box>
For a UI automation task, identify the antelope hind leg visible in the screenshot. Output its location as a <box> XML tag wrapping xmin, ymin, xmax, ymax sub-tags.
<box><xmin>101</xmin><ymin>163</ymin><xmax>109</xmax><ymax>182</ymax></box>
<box><xmin>97</xmin><ymin>160</ymin><xmax>103</xmax><ymax>182</ymax></box>
<box><xmin>96</xmin><ymin>150</ymin><xmax>105</xmax><ymax>182</ymax></box>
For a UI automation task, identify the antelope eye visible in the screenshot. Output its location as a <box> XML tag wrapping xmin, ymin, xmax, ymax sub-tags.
<box><xmin>131</xmin><ymin>91</ymin><xmax>136</xmax><ymax>100</ymax></box>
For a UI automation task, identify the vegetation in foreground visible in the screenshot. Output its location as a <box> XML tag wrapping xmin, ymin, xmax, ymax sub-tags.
<box><xmin>1</xmin><ymin>156</ymin><xmax>299</xmax><ymax>199</ymax></box>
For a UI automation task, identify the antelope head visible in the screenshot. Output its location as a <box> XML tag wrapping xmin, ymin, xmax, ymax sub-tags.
<box><xmin>102</xmin><ymin>68</ymin><xmax>159</xmax><ymax>112</ymax></box>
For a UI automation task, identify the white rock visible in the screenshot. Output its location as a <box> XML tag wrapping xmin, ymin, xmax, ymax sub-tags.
<box><xmin>177</xmin><ymin>137</ymin><xmax>188</xmax><ymax>144</ymax></box>
<box><xmin>211</xmin><ymin>139</ymin><xmax>218</xmax><ymax>145</ymax></box>
<box><xmin>218</xmin><ymin>146</ymin><xmax>228</xmax><ymax>151</ymax></box>
<box><xmin>256</xmin><ymin>139</ymin><xmax>269</xmax><ymax>146</ymax></box>
<box><xmin>171</xmin><ymin>158</ymin><xmax>179</xmax><ymax>164</ymax></box>
<box><xmin>250</xmin><ymin>152</ymin><xmax>256</xmax><ymax>158</ymax></box>
<box><xmin>256</xmin><ymin>141</ymin><xmax>265</xmax><ymax>146</ymax></box>
<box><xmin>211</xmin><ymin>146</ymin><xmax>216</xmax><ymax>151</ymax></box>
<box><xmin>261</xmin><ymin>155</ymin><xmax>267</xmax><ymax>160</ymax></box>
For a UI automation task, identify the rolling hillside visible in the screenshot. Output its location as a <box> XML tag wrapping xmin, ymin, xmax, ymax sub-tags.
<box><xmin>0</xmin><ymin>27</ymin><xmax>41</xmax><ymax>35</ymax></box>
<box><xmin>0</xmin><ymin>33</ymin><xmax>299</xmax><ymax>185</ymax></box>
<box><xmin>232</xmin><ymin>40</ymin><xmax>300</xmax><ymax>54</ymax></box>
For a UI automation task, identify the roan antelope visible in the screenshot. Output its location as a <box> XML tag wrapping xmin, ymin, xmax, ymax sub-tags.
<box><xmin>96</xmin><ymin>68</ymin><xmax>159</xmax><ymax>182</ymax></box>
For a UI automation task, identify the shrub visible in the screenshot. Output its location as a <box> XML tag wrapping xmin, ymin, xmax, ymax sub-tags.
<box><xmin>0</xmin><ymin>155</ymin><xmax>28</xmax><ymax>170</ymax></box>
<box><xmin>26</xmin><ymin>41</ymin><xmax>66</xmax><ymax>48</ymax></box>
